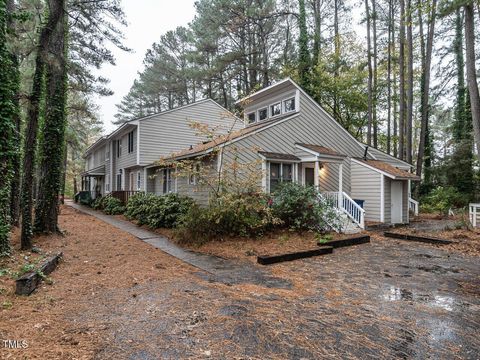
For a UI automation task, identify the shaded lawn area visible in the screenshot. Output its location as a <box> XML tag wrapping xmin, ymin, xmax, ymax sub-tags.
<box><xmin>0</xmin><ymin>205</ymin><xmax>479</xmax><ymax>359</ymax></box>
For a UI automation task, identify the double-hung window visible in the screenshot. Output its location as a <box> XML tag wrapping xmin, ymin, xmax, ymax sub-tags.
<box><xmin>116</xmin><ymin>140</ymin><xmax>122</xmax><ymax>157</ymax></box>
<box><xmin>269</xmin><ymin>162</ymin><xmax>293</xmax><ymax>192</ymax></box>
<box><xmin>137</xmin><ymin>171</ymin><xmax>141</xmax><ymax>190</ymax></box>
<box><xmin>128</xmin><ymin>131</ymin><xmax>134</xmax><ymax>153</ymax></box>
<box><xmin>116</xmin><ymin>171</ymin><xmax>122</xmax><ymax>191</ymax></box>
<box><xmin>163</xmin><ymin>168</ymin><xmax>173</xmax><ymax>194</ymax></box>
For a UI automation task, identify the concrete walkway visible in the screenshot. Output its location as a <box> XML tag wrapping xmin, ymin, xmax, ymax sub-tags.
<box><xmin>65</xmin><ymin>200</ymin><xmax>291</xmax><ymax>289</ymax></box>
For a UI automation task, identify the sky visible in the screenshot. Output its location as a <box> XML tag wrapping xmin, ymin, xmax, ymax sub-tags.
<box><xmin>96</xmin><ymin>0</ymin><xmax>197</xmax><ymax>134</ymax></box>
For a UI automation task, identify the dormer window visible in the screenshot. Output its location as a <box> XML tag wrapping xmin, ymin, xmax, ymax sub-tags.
<box><xmin>271</xmin><ymin>103</ymin><xmax>281</xmax><ymax>117</ymax></box>
<box><xmin>258</xmin><ymin>108</ymin><xmax>268</xmax><ymax>121</ymax></box>
<box><xmin>284</xmin><ymin>98</ymin><xmax>296</xmax><ymax>113</ymax></box>
<box><xmin>247</xmin><ymin>112</ymin><xmax>256</xmax><ymax>124</ymax></box>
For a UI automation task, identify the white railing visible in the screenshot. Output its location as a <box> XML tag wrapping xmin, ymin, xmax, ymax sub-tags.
<box><xmin>469</xmin><ymin>203</ymin><xmax>480</xmax><ymax>227</ymax></box>
<box><xmin>409</xmin><ymin>197</ymin><xmax>419</xmax><ymax>216</ymax></box>
<box><xmin>323</xmin><ymin>191</ymin><xmax>365</xmax><ymax>229</ymax></box>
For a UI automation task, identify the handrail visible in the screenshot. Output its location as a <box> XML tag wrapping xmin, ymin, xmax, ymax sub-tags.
<box><xmin>323</xmin><ymin>191</ymin><xmax>365</xmax><ymax>229</ymax></box>
<box><xmin>469</xmin><ymin>203</ymin><xmax>480</xmax><ymax>227</ymax></box>
<box><xmin>409</xmin><ymin>197</ymin><xmax>419</xmax><ymax>216</ymax></box>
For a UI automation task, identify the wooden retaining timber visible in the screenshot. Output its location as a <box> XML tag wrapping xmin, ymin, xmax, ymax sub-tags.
<box><xmin>383</xmin><ymin>232</ymin><xmax>453</xmax><ymax>245</ymax></box>
<box><xmin>257</xmin><ymin>246</ymin><xmax>333</xmax><ymax>265</ymax></box>
<box><xmin>16</xmin><ymin>253</ymin><xmax>63</xmax><ymax>295</ymax></box>
<box><xmin>317</xmin><ymin>235</ymin><xmax>371</xmax><ymax>248</ymax></box>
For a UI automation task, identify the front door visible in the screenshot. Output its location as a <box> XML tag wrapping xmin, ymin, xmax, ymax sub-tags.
<box><xmin>305</xmin><ymin>167</ymin><xmax>315</xmax><ymax>187</ymax></box>
<box><xmin>391</xmin><ymin>181</ymin><xmax>403</xmax><ymax>224</ymax></box>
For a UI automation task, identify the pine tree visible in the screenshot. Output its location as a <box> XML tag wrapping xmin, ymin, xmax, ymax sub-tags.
<box><xmin>298</xmin><ymin>0</ymin><xmax>310</xmax><ymax>90</ymax></box>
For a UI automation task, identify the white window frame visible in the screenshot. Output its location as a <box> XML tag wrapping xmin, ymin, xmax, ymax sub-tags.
<box><xmin>137</xmin><ymin>171</ymin><xmax>141</xmax><ymax>191</ymax></box>
<box><xmin>162</xmin><ymin>168</ymin><xmax>174</xmax><ymax>194</ymax></box>
<box><xmin>128</xmin><ymin>131</ymin><xmax>134</xmax><ymax>153</ymax></box>
<box><xmin>270</xmin><ymin>102</ymin><xmax>282</xmax><ymax>118</ymax></box>
<box><xmin>247</xmin><ymin>112</ymin><xmax>256</xmax><ymax>124</ymax></box>
<box><xmin>258</xmin><ymin>107</ymin><xmax>268</xmax><ymax>121</ymax></box>
<box><xmin>116</xmin><ymin>139</ymin><xmax>122</xmax><ymax>158</ymax></box>
<box><xmin>268</xmin><ymin>161</ymin><xmax>294</xmax><ymax>193</ymax></box>
<box><xmin>283</xmin><ymin>97</ymin><xmax>296</xmax><ymax>113</ymax></box>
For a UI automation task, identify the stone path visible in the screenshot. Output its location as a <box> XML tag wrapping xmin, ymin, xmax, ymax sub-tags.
<box><xmin>65</xmin><ymin>200</ymin><xmax>290</xmax><ymax>289</ymax></box>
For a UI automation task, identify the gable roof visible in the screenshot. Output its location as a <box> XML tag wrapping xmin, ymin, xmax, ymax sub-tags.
<box><xmin>161</xmin><ymin>112</ymin><xmax>300</xmax><ymax>161</ymax></box>
<box><xmin>258</xmin><ymin>151</ymin><xmax>300</xmax><ymax>161</ymax></box>
<box><xmin>295</xmin><ymin>143</ymin><xmax>345</xmax><ymax>157</ymax></box>
<box><xmin>353</xmin><ymin>158</ymin><xmax>420</xmax><ymax>180</ymax></box>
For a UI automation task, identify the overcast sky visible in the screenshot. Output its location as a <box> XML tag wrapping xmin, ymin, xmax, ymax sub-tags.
<box><xmin>96</xmin><ymin>0</ymin><xmax>197</xmax><ymax>133</ymax></box>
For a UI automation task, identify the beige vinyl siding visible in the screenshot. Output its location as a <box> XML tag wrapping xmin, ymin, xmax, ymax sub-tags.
<box><xmin>139</xmin><ymin>100</ymin><xmax>242</xmax><ymax>165</ymax></box>
<box><xmin>403</xmin><ymin>180</ymin><xmax>409</xmax><ymax>223</ymax></box>
<box><xmin>384</xmin><ymin>176</ymin><xmax>391</xmax><ymax>223</ymax></box>
<box><xmin>350</xmin><ymin>161</ymin><xmax>382</xmax><ymax>222</ymax></box>
<box><xmin>221</xmin><ymin>91</ymin><xmax>367</xmax><ymax>194</ymax></box>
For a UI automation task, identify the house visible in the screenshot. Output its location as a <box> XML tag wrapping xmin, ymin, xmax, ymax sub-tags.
<box><xmin>159</xmin><ymin>78</ymin><xmax>420</xmax><ymax>229</ymax></box>
<box><xmin>81</xmin><ymin>99</ymin><xmax>242</xmax><ymax>202</ymax></box>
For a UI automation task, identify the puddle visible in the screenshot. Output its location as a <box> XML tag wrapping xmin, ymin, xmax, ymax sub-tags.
<box><xmin>382</xmin><ymin>286</ymin><xmax>470</xmax><ymax>312</ymax></box>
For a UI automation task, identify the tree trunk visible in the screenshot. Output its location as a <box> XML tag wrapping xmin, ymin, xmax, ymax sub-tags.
<box><xmin>333</xmin><ymin>0</ymin><xmax>340</xmax><ymax>120</ymax></box>
<box><xmin>33</xmin><ymin>0</ymin><xmax>68</xmax><ymax>234</ymax></box>
<box><xmin>372</xmin><ymin>0</ymin><xmax>378</xmax><ymax>148</ymax></box>
<box><xmin>398</xmin><ymin>0</ymin><xmax>406</xmax><ymax>160</ymax></box>
<box><xmin>406</xmin><ymin>0</ymin><xmax>413</xmax><ymax>164</ymax></box>
<box><xmin>387</xmin><ymin>0</ymin><xmax>392</xmax><ymax>154</ymax></box>
<box><xmin>416</xmin><ymin>0</ymin><xmax>437</xmax><ymax>179</ymax></box>
<box><xmin>365</xmin><ymin>0</ymin><xmax>373</xmax><ymax>146</ymax></box>
<box><xmin>464</xmin><ymin>2</ymin><xmax>480</xmax><ymax>160</ymax></box>
<box><xmin>298</xmin><ymin>0</ymin><xmax>310</xmax><ymax>90</ymax></box>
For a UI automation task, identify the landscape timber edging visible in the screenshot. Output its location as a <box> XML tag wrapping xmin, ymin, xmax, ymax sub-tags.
<box><xmin>15</xmin><ymin>252</ymin><xmax>63</xmax><ymax>296</ymax></box>
<box><xmin>317</xmin><ymin>235</ymin><xmax>371</xmax><ymax>248</ymax></box>
<box><xmin>257</xmin><ymin>246</ymin><xmax>333</xmax><ymax>265</ymax></box>
<box><xmin>383</xmin><ymin>232</ymin><xmax>453</xmax><ymax>245</ymax></box>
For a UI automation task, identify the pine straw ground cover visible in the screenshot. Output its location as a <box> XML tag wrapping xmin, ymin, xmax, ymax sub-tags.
<box><xmin>388</xmin><ymin>214</ymin><xmax>480</xmax><ymax>256</ymax></box>
<box><xmin>0</xmin><ymin>206</ymin><xmax>479</xmax><ymax>359</ymax></box>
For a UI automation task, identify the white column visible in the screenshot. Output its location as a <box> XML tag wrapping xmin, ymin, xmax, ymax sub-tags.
<box><xmin>314</xmin><ymin>160</ymin><xmax>320</xmax><ymax>190</ymax></box>
<box><xmin>261</xmin><ymin>160</ymin><xmax>267</xmax><ymax>192</ymax></box>
<box><xmin>338</xmin><ymin>162</ymin><xmax>343</xmax><ymax>208</ymax></box>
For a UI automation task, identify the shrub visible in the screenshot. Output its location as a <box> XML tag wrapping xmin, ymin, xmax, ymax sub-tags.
<box><xmin>420</xmin><ymin>186</ymin><xmax>470</xmax><ymax>214</ymax></box>
<box><xmin>124</xmin><ymin>192</ymin><xmax>194</xmax><ymax>229</ymax></box>
<box><xmin>175</xmin><ymin>192</ymin><xmax>279</xmax><ymax>244</ymax></box>
<box><xmin>92</xmin><ymin>196</ymin><xmax>107</xmax><ymax>210</ymax></box>
<box><xmin>271</xmin><ymin>182</ymin><xmax>339</xmax><ymax>231</ymax></box>
<box><xmin>103</xmin><ymin>196</ymin><xmax>125</xmax><ymax>215</ymax></box>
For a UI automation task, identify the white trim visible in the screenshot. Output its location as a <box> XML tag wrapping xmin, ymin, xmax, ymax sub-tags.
<box><xmin>380</xmin><ymin>174</ymin><xmax>385</xmax><ymax>222</ymax></box>
<box><xmin>261</xmin><ymin>159</ymin><xmax>267</xmax><ymax>192</ymax></box>
<box><xmin>236</xmin><ymin>78</ymin><xmax>293</xmax><ymax>104</ymax></box>
<box><xmin>338</xmin><ymin>163</ymin><xmax>343</xmax><ymax>194</ymax></box>
<box><xmin>136</xmin><ymin>123</ymin><xmax>140</xmax><ymax>165</ymax></box>
<box><xmin>136</xmin><ymin>171</ymin><xmax>141</xmax><ymax>191</ymax></box>
<box><xmin>314</xmin><ymin>161</ymin><xmax>320</xmax><ymax>189</ymax></box>
<box><xmin>143</xmin><ymin>167</ymin><xmax>147</xmax><ymax>192</ymax></box>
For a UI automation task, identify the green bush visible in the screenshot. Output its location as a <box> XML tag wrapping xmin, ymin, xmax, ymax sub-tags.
<box><xmin>103</xmin><ymin>196</ymin><xmax>125</xmax><ymax>215</ymax></box>
<box><xmin>92</xmin><ymin>196</ymin><xmax>107</xmax><ymax>210</ymax></box>
<box><xmin>271</xmin><ymin>182</ymin><xmax>339</xmax><ymax>231</ymax></box>
<box><xmin>175</xmin><ymin>192</ymin><xmax>279</xmax><ymax>244</ymax></box>
<box><xmin>124</xmin><ymin>192</ymin><xmax>194</xmax><ymax>229</ymax></box>
<box><xmin>420</xmin><ymin>186</ymin><xmax>470</xmax><ymax>214</ymax></box>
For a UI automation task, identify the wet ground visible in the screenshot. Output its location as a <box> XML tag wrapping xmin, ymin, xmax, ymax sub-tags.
<box><xmin>73</xmin><ymin>236</ymin><xmax>479</xmax><ymax>359</ymax></box>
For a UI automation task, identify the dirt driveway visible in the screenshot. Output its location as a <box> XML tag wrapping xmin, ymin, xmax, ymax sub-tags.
<box><xmin>1</xmin><ymin>206</ymin><xmax>479</xmax><ymax>359</ymax></box>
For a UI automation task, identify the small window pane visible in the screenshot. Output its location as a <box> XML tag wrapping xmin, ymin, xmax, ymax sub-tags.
<box><xmin>282</xmin><ymin>164</ymin><xmax>292</xmax><ymax>181</ymax></box>
<box><xmin>284</xmin><ymin>98</ymin><xmax>295</xmax><ymax>112</ymax></box>
<box><xmin>258</xmin><ymin>108</ymin><xmax>268</xmax><ymax>121</ymax></box>
<box><xmin>247</xmin><ymin>112</ymin><xmax>256</xmax><ymax>124</ymax></box>
<box><xmin>269</xmin><ymin>163</ymin><xmax>280</xmax><ymax>192</ymax></box>
<box><xmin>271</xmin><ymin>103</ymin><xmax>281</xmax><ymax>116</ymax></box>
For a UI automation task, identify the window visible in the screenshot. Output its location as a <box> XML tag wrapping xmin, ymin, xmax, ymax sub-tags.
<box><xmin>137</xmin><ymin>171</ymin><xmax>141</xmax><ymax>190</ymax></box>
<box><xmin>105</xmin><ymin>150</ymin><xmax>110</xmax><ymax>161</ymax></box>
<box><xmin>116</xmin><ymin>140</ymin><xmax>122</xmax><ymax>157</ymax></box>
<box><xmin>188</xmin><ymin>164</ymin><xmax>200</xmax><ymax>185</ymax></box>
<box><xmin>247</xmin><ymin>112</ymin><xmax>256</xmax><ymax>124</ymax></box>
<box><xmin>270</xmin><ymin>103</ymin><xmax>281</xmax><ymax>117</ymax></box>
<box><xmin>128</xmin><ymin>131</ymin><xmax>134</xmax><ymax>153</ymax></box>
<box><xmin>162</xmin><ymin>168</ymin><xmax>173</xmax><ymax>194</ymax></box>
<box><xmin>284</xmin><ymin>98</ymin><xmax>296</xmax><ymax>113</ymax></box>
<box><xmin>269</xmin><ymin>162</ymin><xmax>294</xmax><ymax>192</ymax></box>
<box><xmin>116</xmin><ymin>170</ymin><xmax>122</xmax><ymax>191</ymax></box>
<box><xmin>258</xmin><ymin>108</ymin><xmax>268</xmax><ymax>121</ymax></box>
<box><xmin>105</xmin><ymin>182</ymin><xmax>110</xmax><ymax>193</ymax></box>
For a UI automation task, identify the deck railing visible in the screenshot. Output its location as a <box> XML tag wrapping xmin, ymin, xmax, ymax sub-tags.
<box><xmin>323</xmin><ymin>191</ymin><xmax>365</xmax><ymax>229</ymax></box>
<box><xmin>409</xmin><ymin>197</ymin><xmax>419</xmax><ymax>216</ymax></box>
<box><xmin>469</xmin><ymin>203</ymin><xmax>480</xmax><ymax>227</ymax></box>
<box><xmin>111</xmin><ymin>191</ymin><xmax>140</xmax><ymax>204</ymax></box>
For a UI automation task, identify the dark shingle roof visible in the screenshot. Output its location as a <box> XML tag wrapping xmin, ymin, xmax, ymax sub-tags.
<box><xmin>295</xmin><ymin>143</ymin><xmax>346</xmax><ymax>157</ymax></box>
<box><xmin>258</xmin><ymin>151</ymin><xmax>300</xmax><ymax>161</ymax></box>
